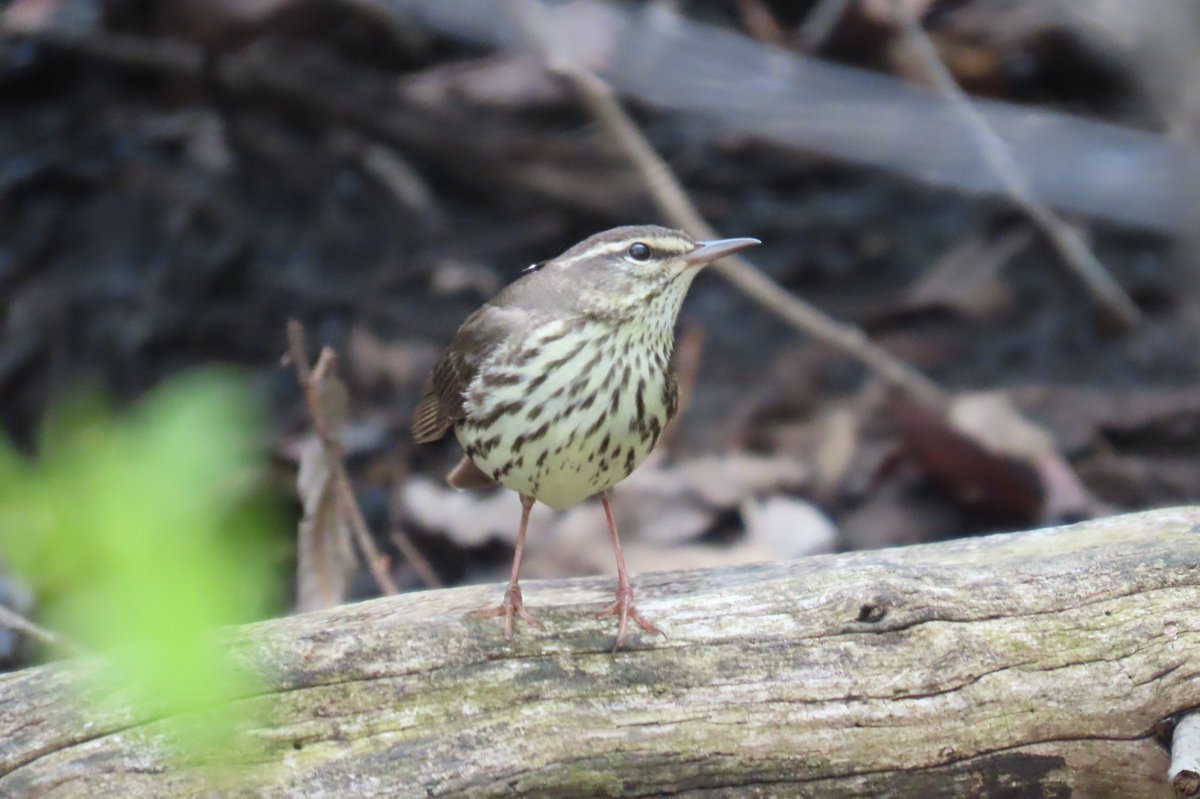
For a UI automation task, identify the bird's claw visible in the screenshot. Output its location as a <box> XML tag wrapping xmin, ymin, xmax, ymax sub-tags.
<box><xmin>473</xmin><ymin>583</ymin><xmax>540</xmax><ymax>641</ymax></box>
<box><xmin>596</xmin><ymin>583</ymin><xmax>663</xmax><ymax>650</ymax></box>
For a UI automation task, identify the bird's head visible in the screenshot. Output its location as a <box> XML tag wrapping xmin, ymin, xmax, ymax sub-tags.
<box><xmin>529</xmin><ymin>225</ymin><xmax>760</xmax><ymax>321</ymax></box>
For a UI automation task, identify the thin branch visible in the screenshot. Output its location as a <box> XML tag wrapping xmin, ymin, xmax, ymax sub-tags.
<box><xmin>285</xmin><ymin>320</ymin><xmax>402</xmax><ymax>596</ymax></box>
<box><xmin>389</xmin><ymin>526</ymin><xmax>443</xmax><ymax>589</ymax></box>
<box><xmin>510</xmin><ymin>0</ymin><xmax>946</xmax><ymax>409</ymax></box>
<box><xmin>797</xmin><ymin>0</ymin><xmax>853</xmax><ymax>51</ymax></box>
<box><xmin>0</xmin><ymin>603</ymin><xmax>81</xmax><ymax>656</ymax></box>
<box><xmin>896</xmin><ymin>8</ymin><xmax>1142</xmax><ymax>331</ymax></box>
<box><xmin>735</xmin><ymin>0</ymin><xmax>789</xmax><ymax>47</ymax></box>
<box><xmin>333</xmin><ymin>473</ymin><xmax>401</xmax><ymax>594</ymax></box>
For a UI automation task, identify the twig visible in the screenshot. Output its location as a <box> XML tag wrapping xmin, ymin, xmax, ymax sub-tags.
<box><xmin>735</xmin><ymin>0</ymin><xmax>788</xmax><ymax>47</ymax></box>
<box><xmin>384</xmin><ymin>450</ymin><xmax>444</xmax><ymax>590</ymax></box>
<box><xmin>345</xmin><ymin>131</ymin><xmax>446</xmax><ymax>227</ymax></box>
<box><xmin>895</xmin><ymin>7</ymin><xmax>1142</xmax><ymax>331</ymax></box>
<box><xmin>510</xmin><ymin>0</ymin><xmax>946</xmax><ymax>409</ymax></box>
<box><xmin>333</xmin><ymin>473</ymin><xmax>400</xmax><ymax>595</ymax></box>
<box><xmin>389</xmin><ymin>526</ymin><xmax>443</xmax><ymax>588</ymax></box>
<box><xmin>285</xmin><ymin>320</ymin><xmax>400</xmax><ymax>597</ymax></box>
<box><xmin>0</xmin><ymin>603</ymin><xmax>82</xmax><ymax>656</ymax></box>
<box><xmin>797</xmin><ymin>0</ymin><xmax>853</xmax><ymax>51</ymax></box>
<box><xmin>1171</xmin><ymin>712</ymin><xmax>1200</xmax><ymax>797</ymax></box>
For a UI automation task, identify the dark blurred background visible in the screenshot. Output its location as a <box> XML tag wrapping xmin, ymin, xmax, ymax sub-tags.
<box><xmin>2</xmin><ymin>0</ymin><xmax>1198</xmax><ymax>666</ymax></box>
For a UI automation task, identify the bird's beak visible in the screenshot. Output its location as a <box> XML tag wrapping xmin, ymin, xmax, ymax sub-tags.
<box><xmin>683</xmin><ymin>237</ymin><xmax>761</xmax><ymax>267</ymax></box>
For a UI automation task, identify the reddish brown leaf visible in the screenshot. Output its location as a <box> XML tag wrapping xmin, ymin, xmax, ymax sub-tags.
<box><xmin>891</xmin><ymin>390</ymin><xmax>1094</xmax><ymax>524</ymax></box>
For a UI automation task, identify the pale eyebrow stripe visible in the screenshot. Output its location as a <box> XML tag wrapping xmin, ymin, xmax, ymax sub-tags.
<box><xmin>558</xmin><ymin>242</ymin><xmax>626</xmax><ymax>268</ymax></box>
<box><xmin>557</xmin><ymin>236</ymin><xmax>692</xmax><ymax>268</ymax></box>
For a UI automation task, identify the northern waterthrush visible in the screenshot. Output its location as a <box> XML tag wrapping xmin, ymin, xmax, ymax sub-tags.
<box><xmin>413</xmin><ymin>225</ymin><xmax>760</xmax><ymax>647</ymax></box>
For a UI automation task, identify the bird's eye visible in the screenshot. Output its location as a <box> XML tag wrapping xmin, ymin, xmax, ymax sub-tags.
<box><xmin>627</xmin><ymin>242</ymin><xmax>651</xmax><ymax>261</ymax></box>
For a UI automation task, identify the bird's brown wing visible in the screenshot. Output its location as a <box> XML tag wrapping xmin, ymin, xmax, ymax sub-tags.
<box><xmin>411</xmin><ymin>303</ymin><xmax>524</xmax><ymax>443</ymax></box>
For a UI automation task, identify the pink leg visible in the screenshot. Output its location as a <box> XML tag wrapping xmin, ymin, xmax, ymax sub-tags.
<box><xmin>594</xmin><ymin>489</ymin><xmax>663</xmax><ymax>649</ymax></box>
<box><xmin>474</xmin><ymin>494</ymin><xmax>540</xmax><ymax>640</ymax></box>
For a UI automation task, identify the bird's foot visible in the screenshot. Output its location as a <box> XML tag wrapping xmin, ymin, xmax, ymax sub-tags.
<box><xmin>595</xmin><ymin>582</ymin><xmax>663</xmax><ymax>650</ymax></box>
<box><xmin>472</xmin><ymin>583</ymin><xmax>540</xmax><ymax>641</ymax></box>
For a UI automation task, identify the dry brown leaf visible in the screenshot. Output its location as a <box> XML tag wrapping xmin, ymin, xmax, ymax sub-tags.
<box><xmin>402</xmin><ymin>452</ymin><xmax>810</xmax><ymax>578</ymax></box>
<box><xmin>400</xmin><ymin>55</ymin><xmax>570</xmax><ymax>110</ymax></box>
<box><xmin>295</xmin><ymin>433</ymin><xmax>356</xmax><ymax>613</ymax></box>
<box><xmin>295</xmin><ymin>375</ymin><xmax>356</xmax><ymax>612</ymax></box>
<box><xmin>402</xmin><ymin>477</ymin><xmax>553</xmax><ymax>548</ymax></box>
<box><xmin>812</xmin><ymin>407</ymin><xmax>859</xmax><ymax>499</ymax></box>
<box><xmin>861</xmin><ymin>0</ymin><xmax>936</xmax><ymax>27</ymax></box>
<box><xmin>736</xmin><ymin>0</ymin><xmax>789</xmax><ymax>46</ymax></box>
<box><xmin>527</xmin><ymin>507</ymin><xmax>812</xmax><ymax>579</ymax></box>
<box><xmin>666</xmin><ymin>454</ymin><xmax>808</xmax><ymax>508</ymax></box>
<box><xmin>892</xmin><ymin>390</ymin><xmax>1095</xmax><ymax>524</ymax></box>
<box><xmin>1011</xmin><ymin>385</ymin><xmax>1200</xmax><ymax>455</ymax></box>
<box><xmin>741</xmin><ymin>495</ymin><xmax>837</xmax><ymax>558</ymax></box>
<box><xmin>428</xmin><ymin>258</ymin><xmax>504</xmax><ymax>297</ymax></box>
<box><xmin>604</xmin><ymin>453</ymin><xmax>808</xmax><ymax>546</ymax></box>
<box><xmin>900</xmin><ymin>229</ymin><xmax>1028</xmax><ymax>320</ymax></box>
<box><xmin>949</xmin><ymin>392</ymin><xmax>1055</xmax><ymax>459</ymax></box>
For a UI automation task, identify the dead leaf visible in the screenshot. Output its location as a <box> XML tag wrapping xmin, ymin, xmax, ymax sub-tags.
<box><xmin>402</xmin><ymin>477</ymin><xmax>553</xmax><ymax>549</ymax></box>
<box><xmin>740</xmin><ymin>495</ymin><xmax>838</xmax><ymax>558</ymax></box>
<box><xmin>861</xmin><ymin>0</ymin><xmax>936</xmax><ymax>27</ymax></box>
<box><xmin>400</xmin><ymin>55</ymin><xmax>570</xmax><ymax>110</ymax></box>
<box><xmin>295</xmin><ymin>374</ymin><xmax>356</xmax><ymax>612</ymax></box>
<box><xmin>812</xmin><ymin>407</ymin><xmax>859</xmax><ymax>500</ymax></box>
<box><xmin>295</xmin><ymin>432</ymin><xmax>356</xmax><ymax>613</ymax></box>
<box><xmin>667</xmin><ymin>453</ymin><xmax>808</xmax><ymax>508</ymax></box>
<box><xmin>1011</xmin><ymin>385</ymin><xmax>1200</xmax><ymax>455</ymax></box>
<box><xmin>892</xmin><ymin>390</ymin><xmax>1095</xmax><ymax>524</ymax></box>
<box><xmin>428</xmin><ymin>258</ymin><xmax>504</xmax><ymax>297</ymax></box>
<box><xmin>402</xmin><ymin>452</ymin><xmax>810</xmax><ymax>579</ymax></box>
<box><xmin>736</xmin><ymin>0</ymin><xmax>789</xmax><ymax>47</ymax></box>
<box><xmin>901</xmin><ymin>228</ymin><xmax>1028</xmax><ymax>319</ymax></box>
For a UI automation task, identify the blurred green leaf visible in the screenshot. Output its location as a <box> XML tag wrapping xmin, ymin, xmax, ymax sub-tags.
<box><xmin>0</xmin><ymin>369</ymin><xmax>281</xmax><ymax>751</ymax></box>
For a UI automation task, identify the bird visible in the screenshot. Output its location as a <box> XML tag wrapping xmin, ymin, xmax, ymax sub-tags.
<box><xmin>412</xmin><ymin>225</ymin><xmax>760</xmax><ymax>647</ymax></box>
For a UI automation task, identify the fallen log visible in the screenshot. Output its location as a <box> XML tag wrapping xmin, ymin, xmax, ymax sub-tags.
<box><xmin>2</xmin><ymin>507</ymin><xmax>1199</xmax><ymax>797</ymax></box>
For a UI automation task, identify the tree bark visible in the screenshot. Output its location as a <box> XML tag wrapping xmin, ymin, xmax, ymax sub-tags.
<box><xmin>2</xmin><ymin>507</ymin><xmax>1199</xmax><ymax>798</ymax></box>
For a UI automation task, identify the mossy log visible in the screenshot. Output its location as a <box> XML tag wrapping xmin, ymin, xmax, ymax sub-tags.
<box><xmin>2</xmin><ymin>507</ymin><xmax>1199</xmax><ymax>798</ymax></box>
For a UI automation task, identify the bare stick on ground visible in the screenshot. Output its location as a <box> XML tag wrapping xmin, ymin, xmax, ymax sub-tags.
<box><xmin>797</xmin><ymin>0</ymin><xmax>854</xmax><ymax>51</ymax></box>
<box><xmin>285</xmin><ymin>320</ymin><xmax>439</xmax><ymax>598</ymax></box>
<box><xmin>0</xmin><ymin>604</ymin><xmax>79</xmax><ymax>657</ymax></box>
<box><xmin>896</xmin><ymin>8</ymin><xmax>1143</xmax><ymax>331</ymax></box>
<box><xmin>511</xmin><ymin>0</ymin><xmax>946</xmax><ymax>409</ymax></box>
